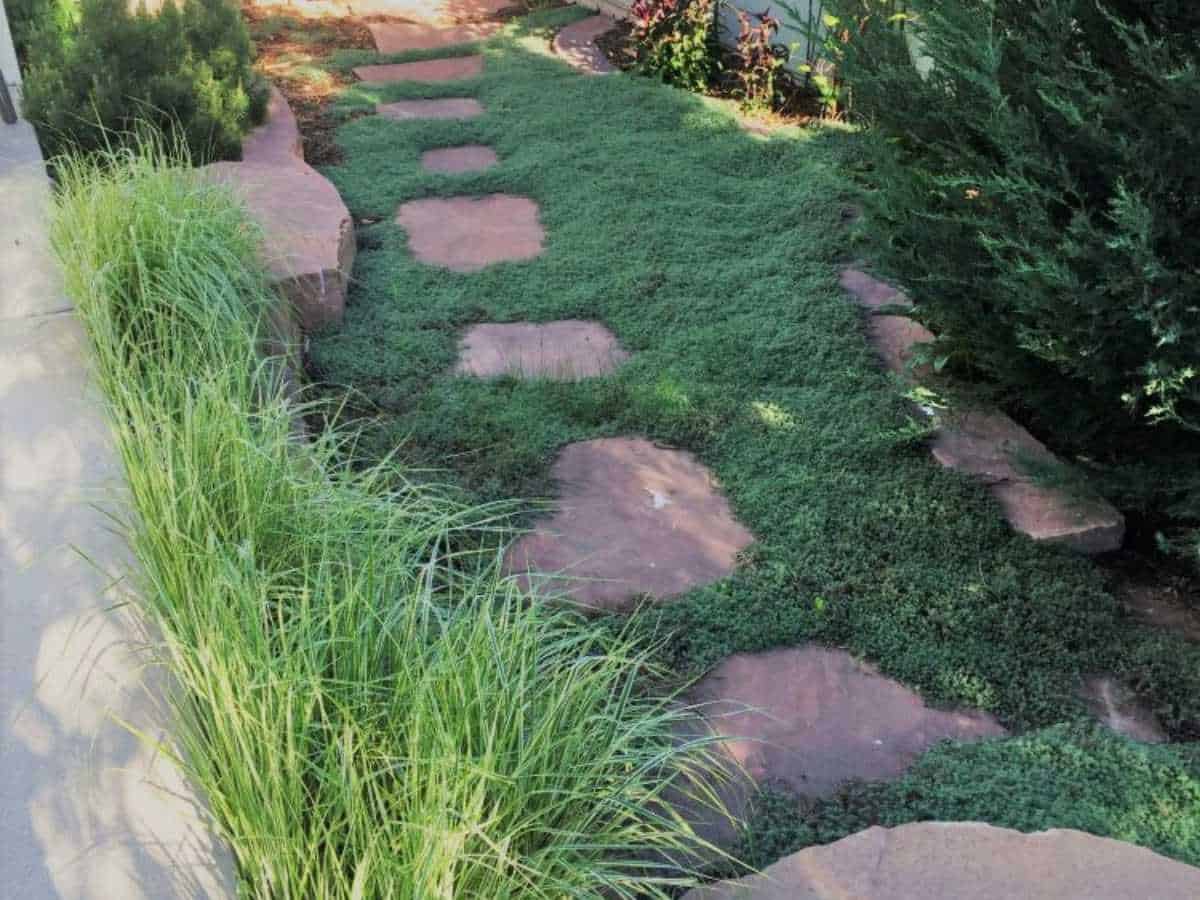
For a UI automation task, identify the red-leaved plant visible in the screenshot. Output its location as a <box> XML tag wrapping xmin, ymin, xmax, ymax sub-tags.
<box><xmin>733</xmin><ymin>7</ymin><xmax>785</xmax><ymax>110</ymax></box>
<box><xmin>630</xmin><ymin>0</ymin><xmax>717</xmax><ymax>92</ymax></box>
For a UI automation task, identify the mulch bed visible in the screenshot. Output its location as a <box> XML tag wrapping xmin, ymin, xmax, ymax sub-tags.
<box><xmin>244</xmin><ymin>4</ymin><xmax>375</xmax><ymax>166</ymax></box>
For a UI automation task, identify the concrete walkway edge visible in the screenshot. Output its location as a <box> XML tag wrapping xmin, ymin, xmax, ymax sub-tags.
<box><xmin>0</xmin><ymin>13</ymin><xmax>236</xmax><ymax>895</ymax></box>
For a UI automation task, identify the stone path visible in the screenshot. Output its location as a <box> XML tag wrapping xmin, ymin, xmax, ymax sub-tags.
<box><xmin>552</xmin><ymin>14</ymin><xmax>618</xmax><ymax>75</ymax></box>
<box><xmin>684</xmin><ymin>823</ymin><xmax>1200</xmax><ymax>899</ymax></box>
<box><xmin>353</xmin><ymin>56</ymin><xmax>483</xmax><ymax>85</ymax></box>
<box><xmin>506</xmin><ymin>438</ymin><xmax>754</xmax><ymax>613</ymax></box>
<box><xmin>396</xmin><ymin>195</ymin><xmax>545</xmax><ymax>272</ymax></box>
<box><xmin>455</xmin><ymin>321</ymin><xmax>628</xmax><ymax>378</ymax></box>
<box><xmin>840</xmin><ymin>267</ymin><xmax>1124</xmax><ymax>555</ymax></box>
<box><xmin>378</xmin><ymin>98</ymin><xmax>484</xmax><ymax>121</ymax></box>
<box><xmin>690</xmin><ymin>646</ymin><xmax>1005</xmax><ymax>801</ymax></box>
<box><xmin>421</xmin><ymin>144</ymin><xmax>498</xmax><ymax>173</ymax></box>
<box><xmin>369</xmin><ymin>21</ymin><xmax>502</xmax><ymax>54</ymax></box>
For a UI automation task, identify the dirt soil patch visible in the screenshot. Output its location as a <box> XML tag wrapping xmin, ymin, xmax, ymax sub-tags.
<box><xmin>244</xmin><ymin>4</ymin><xmax>374</xmax><ymax>166</ymax></box>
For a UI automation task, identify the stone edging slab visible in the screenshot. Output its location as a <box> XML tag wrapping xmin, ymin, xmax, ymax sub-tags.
<box><xmin>553</xmin><ymin>14</ymin><xmax>619</xmax><ymax>75</ymax></box>
<box><xmin>841</xmin><ymin>268</ymin><xmax>1124</xmax><ymax>555</ymax></box>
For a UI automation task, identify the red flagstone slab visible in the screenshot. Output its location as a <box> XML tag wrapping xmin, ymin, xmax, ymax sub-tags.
<box><xmin>838</xmin><ymin>267</ymin><xmax>932</xmax><ymax>379</ymax></box>
<box><xmin>369</xmin><ymin>21</ymin><xmax>502</xmax><ymax>53</ymax></box>
<box><xmin>1080</xmin><ymin>675</ymin><xmax>1167</xmax><ymax>743</ymax></box>
<box><xmin>455</xmin><ymin>321</ymin><xmax>629</xmax><ymax>379</ymax></box>
<box><xmin>841</xmin><ymin>267</ymin><xmax>1124</xmax><ymax>555</ymax></box>
<box><xmin>553</xmin><ymin>14</ymin><xmax>618</xmax><ymax>75</ymax></box>
<box><xmin>285</xmin><ymin>0</ymin><xmax>509</xmax><ymax>21</ymax></box>
<box><xmin>421</xmin><ymin>144</ymin><xmax>498</xmax><ymax>173</ymax></box>
<box><xmin>689</xmin><ymin>646</ymin><xmax>1004</xmax><ymax>803</ymax></box>
<box><xmin>206</xmin><ymin>161</ymin><xmax>354</xmax><ymax>331</ymax></box>
<box><xmin>241</xmin><ymin>85</ymin><xmax>303</xmax><ymax>164</ymax></box>
<box><xmin>396</xmin><ymin>194</ymin><xmax>544</xmax><ymax>272</ymax></box>
<box><xmin>377</xmin><ymin>98</ymin><xmax>485</xmax><ymax>121</ymax></box>
<box><xmin>931</xmin><ymin>407</ymin><xmax>1125</xmax><ymax>554</ymax></box>
<box><xmin>353</xmin><ymin>55</ymin><xmax>484</xmax><ymax>84</ymax></box>
<box><xmin>507</xmin><ymin>438</ymin><xmax>754</xmax><ymax>612</ymax></box>
<box><xmin>683</xmin><ymin>823</ymin><xmax>1200</xmax><ymax>900</ymax></box>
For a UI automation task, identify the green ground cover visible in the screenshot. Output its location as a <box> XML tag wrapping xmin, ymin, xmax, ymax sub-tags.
<box><xmin>312</xmin><ymin>9</ymin><xmax>1200</xmax><ymax>731</ymax></box>
<box><xmin>299</xmin><ymin>7</ymin><xmax>1200</xmax><ymax>874</ymax></box>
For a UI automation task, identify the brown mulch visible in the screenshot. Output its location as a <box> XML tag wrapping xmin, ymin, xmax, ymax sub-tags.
<box><xmin>244</xmin><ymin>4</ymin><xmax>374</xmax><ymax>166</ymax></box>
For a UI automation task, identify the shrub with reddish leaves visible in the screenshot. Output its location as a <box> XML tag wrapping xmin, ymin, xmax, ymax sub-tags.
<box><xmin>630</xmin><ymin>0</ymin><xmax>718</xmax><ymax>92</ymax></box>
<box><xmin>733</xmin><ymin>7</ymin><xmax>786</xmax><ymax>109</ymax></box>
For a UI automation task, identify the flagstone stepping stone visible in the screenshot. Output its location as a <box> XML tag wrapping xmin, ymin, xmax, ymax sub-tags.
<box><xmin>841</xmin><ymin>267</ymin><xmax>1124</xmax><ymax>555</ymax></box>
<box><xmin>1080</xmin><ymin>675</ymin><xmax>1167</xmax><ymax>743</ymax></box>
<box><xmin>683</xmin><ymin>822</ymin><xmax>1200</xmax><ymax>899</ymax></box>
<box><xmin>455</xmin><ymin>321</ymin><xmax>629</xmax><ymax>379</ymax></box>
<box><xmin>688</xmin><ymin>646</ymin><xmax>1003</xmax><ymax>811</ymax></box>
<box><xmin>353</xmin><ymin>55</ymin><xmax>484</xmax><ymax>85</ymax></box>
<box><xmin>553</xmin><ymin>14</ymin><xmax>618</xmax><ymax>75</ymax></box>
<box><xmin>377</xmin><ymin>98</ymin><xmax>485</xmax><ymax>121</ymax></box>
<box><xmin>369</xmin><ymin>21</ymin><xmax>502</xmax><ymax>54</ymax></box>
<box><xmin>506</xmin><ymin>438</ymin><xmax>753</xmax><ymax>612</ymax></box>
<box><xmin>421</xmin><ymin>145</ymin><xmax>499</xmax><ymax>173</ymax></box>
<box><xmin>396</xmin><ymin>194</ymin><xmax>544</xmax><ymax>272</ymax></box>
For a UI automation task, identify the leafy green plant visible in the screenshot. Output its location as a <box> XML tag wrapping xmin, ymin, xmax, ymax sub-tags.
<box><xmin>50</xmin><ymin>135</ymin><xmax>736</xmax><ymax>899</ymax></box>
<box><xmin>630</xmin><ymin>0</ymin><xmax>719</xmax><ymax>92</ymax></box>
<box><xmin>826</xmin><ymin>0</ymin><xmax>1200</xmax><ymax>540</ymax></box>
<box><xmin>20</xmin><ymin>0</ymin><xmax>266</xmax><ymax>161</ymax></box>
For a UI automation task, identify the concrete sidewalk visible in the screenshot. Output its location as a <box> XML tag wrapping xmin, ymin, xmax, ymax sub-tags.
<box><xmin>0</xmin><ymin>20</ymin><xmax>235</xmax><ymax>896</ymax></box>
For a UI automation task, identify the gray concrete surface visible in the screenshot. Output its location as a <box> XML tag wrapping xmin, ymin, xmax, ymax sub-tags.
<box><xmin>0</xmin><ymin>71</ymin><xmax>236</xmax><ymax>900</ymax></box>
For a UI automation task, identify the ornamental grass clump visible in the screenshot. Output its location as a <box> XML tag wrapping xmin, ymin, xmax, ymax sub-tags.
<box><xmin>50</xmin><ymin>136</ymin><xmax>733</xmax><ymax>899</ymax></box>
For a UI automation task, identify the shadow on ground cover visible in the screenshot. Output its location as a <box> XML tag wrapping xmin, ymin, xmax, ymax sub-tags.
<box><xmin>736</xmin><ymin>722</ymin><xmax>1200</xmax><ymax>871</ymax></box>
<box><xmin>308</xmin><ymin>11</ymin><xmax>1200</xmax><ymax>738</ymax></box>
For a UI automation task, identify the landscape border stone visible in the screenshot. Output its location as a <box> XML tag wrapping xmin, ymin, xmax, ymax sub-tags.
<box><xmin>840</xmin><ymin>267</ymin><xmax>1124</xmax><ymax>555</ymax></box>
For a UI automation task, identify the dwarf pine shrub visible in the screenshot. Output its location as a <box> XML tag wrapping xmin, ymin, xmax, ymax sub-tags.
<box><xmin>828</xmin><ymin>0</ymin><xmax>1200</xmax><ymax>532</ymax></box>
<box><xmin>20</xmin><ymin>0</ymin><xmax>266</xmax><ymax>161</ymax></box>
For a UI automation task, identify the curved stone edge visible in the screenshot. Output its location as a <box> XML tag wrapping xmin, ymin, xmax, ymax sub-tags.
<box><xmin>683</xmin><ymin>822</ymin><xmax>1200</xmax><ymax>899</ymax></box>
<box><xmin>241</xmin><ymin>85</ymin><xmax>304</xmax><ymax>165</ymax></box>
<box><xmin>204</xmin><ymin>87</ymin><xmax>354</xmax><ymax>336</ymax></box>
<box><xmin>553</xmin><ymin>14</ymin><xmax>618</xmax><ymax>75</ymax></box>
<box><xmin>840</xmin><ymin>267</ymin><xmax>1124</xmax><ymax>555</ymax></box>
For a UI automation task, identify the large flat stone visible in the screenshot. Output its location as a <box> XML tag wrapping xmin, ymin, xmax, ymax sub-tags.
<box><xmin>353</xmin><ymin>55</ymin><xmax>484</xmax><ymax>84</ymax></box>
<box><xmin>396</xmin><ymin>194</ymin><xmax>544</xmax><ymax>272</ymax></box>
<box><xmin>206</xmin><ymin>161</ymin><xmax>354</xmax><ymax>331</ymax></box>
<box><xmin>421</xmin><ymin>144</ymin><xmax>498</xmax><ymax>173</ymax></box>
<box><xmin>841</xmin><ymin>268</ymin><xmax>1124</xmax><ymax>555</ymax></box>
<box><xmin>683</xmin><ymin>823</ymin><xmax>1200</xmax><ymax>899</ymax></box>
<box><xmin>377</xmin><ymin>98</ymin><xmax>485</xmax><ymax>121</ymax></box>
<box><xmin>932</xmin><ymin>407</ymin><xmax>1125</xmax><ymax>554</ymax></box>
<box><xmin>507</xmin><ymin>438</ymin><xmax>754</xmax><ymax>612</ymax></box>
<box><xmin>240</xmin><ymin>85</ymin><xmax>303</xmax><ymax>164</ymax></box>
<box><xmin>455</xmin><ymin>321</ymin><xmax>628</xmax><ymax>379</ymax></box>
<box><xmin>369</xmin><ymin>21</ymin><xmax>502</xmax><ymax>54</ymax></box>
<box><xmin>689</xmin><ymin>646</ymin><xmax>1004</xmax><ymax>803</ymax></box>
<box><xmin>553</xmin><ymin>14</ymin><xmax>618</xmax><ymax>75</ymax></box>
